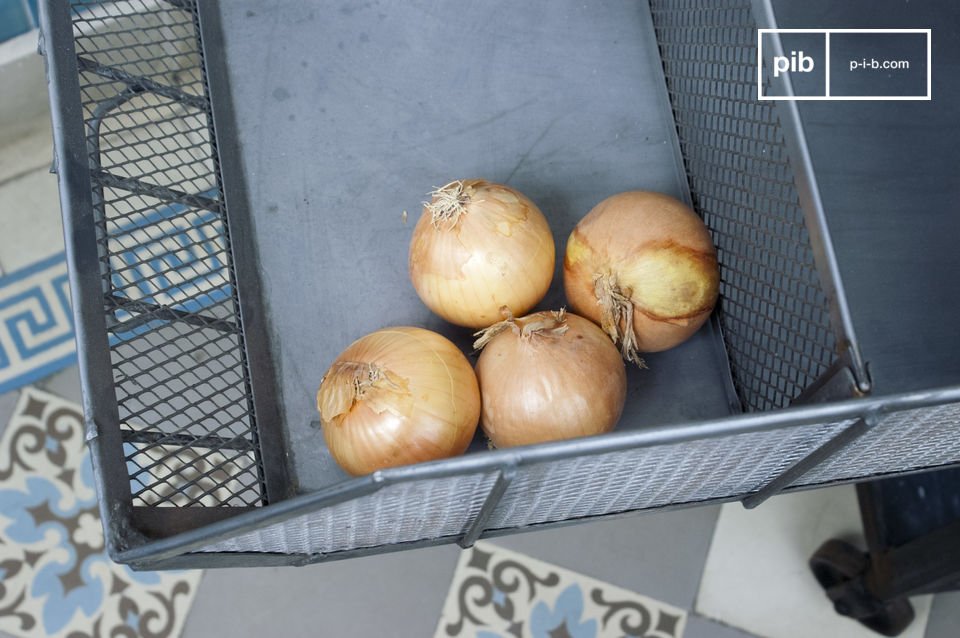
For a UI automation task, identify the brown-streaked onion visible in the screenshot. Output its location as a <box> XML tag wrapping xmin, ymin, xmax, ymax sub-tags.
<box><xmin>563</xmin><ymin>191</ymin><xmax>719</xmax><ymax>363</ymax></box>
<box><xmin>409</xmin><ymin>179</ymin><xmax>555</xmax><ymax>329</ymax></box>
<box><xmin>317</xmin><ymin>327</ymin><xmax>480</xmax><ymax>475</ymax></box>
<box><xmin>474</xmin><ymin>309</ymin><xmax>626</xmax><ymax>448</ymax></box>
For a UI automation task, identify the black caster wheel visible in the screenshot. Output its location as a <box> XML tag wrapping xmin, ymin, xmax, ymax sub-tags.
<box><xmin>809</xmin><ymin>539</ymin><xmax>915</xmax><ymax>637</ymax></box>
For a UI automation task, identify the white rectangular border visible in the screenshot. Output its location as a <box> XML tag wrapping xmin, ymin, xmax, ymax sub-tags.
<box><xmin>757</xmin><ymin>28</ymin><xmax>932</xmax><ymax>101</ymax></box>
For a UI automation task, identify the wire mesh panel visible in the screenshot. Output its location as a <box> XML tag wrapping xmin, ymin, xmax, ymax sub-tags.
<box><xmin>650</xmin><ymin>0</ymin><xmax>838</xmax><ymax>412</ymax></box>
<box><xmin>193</xmin><ymin>421</ymin><xmax>852</xmax><ymax>555</ymax></box>
<box><xmin>794</xmin><ymin>404</ymin><xmax>960</xmax><ymax>488</ymax></box>
<box><xmin>69</xmin><ymin>0</ymin><xmax>265</xmax><ymax>507</ymax></box>
<box><xmin>486</xmin><ymin>420</ymin><xmax>852</xmax><ymax>530</ymax></box>
<box><xmin>198</xmin><ymin>472</ymin><xmax>500</xmax><ymax>554</ymax></box>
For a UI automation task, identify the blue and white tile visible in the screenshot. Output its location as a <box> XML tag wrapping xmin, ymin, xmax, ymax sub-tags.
<box><xmin>0</xmin><ymin>190</ymin><xmax>235</xmax><ymax>396</ymax></box>
<box><xmin>0</xmin><ymin>253</ymin><xmax>75</xmax><ymax>395</ymax></box>
<box><xmin>436</xmin><ymin>541</ymin><xmax>687</xmax><ymax>638</ymax></box>
<box><xmin>0</xmin><ymin>387</ymin><xmax>201</xmax><ymax>638</ymax></box>
<box><xmin>102</xmin><ymin>194</ymin><xmax>229</xmax><ymax>315</ymax></box>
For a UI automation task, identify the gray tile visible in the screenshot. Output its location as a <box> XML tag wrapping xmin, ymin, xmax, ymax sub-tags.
<box><xmin>0</xmin><ymin>114</ymin><xmax>51</xmax><ymax>184</ymax></box>
<box><xmin>492</xmin><ymin>505</ymin><xmax>721</xmax><ymax>610</ymax></box>
<box><xmin>685</xmin><ymin>614</ymin><xmax>760</xmax><ymax>638</ymax></box>
<box><xmin>692</xmin><ymin>491</ymin><xmax>942</xmax><ymax>638</ymax></box>
<box><xmin>0</xmin><ymin>34</ymin><xmax>50</xmax><ymax>149</ymax></box>
<box><xmin>925</xmin><ymin>591</ymin><xmax>960</xmax><ymax>638</ymax></box>
<box><xmin>183</xmin><ymin>543</ymin><xmax>462</xmax><ymax>638</ymax></box>
<box><xmin>38</xmin><ymin>365</ymin><xmax>82</xmax><ymax>404</ymax></box>
<box><xmin>183</xmin><ymin>506</ymin><xmax>720</xmax><ymax>637</ymax></box>
<box><xmin>0</xmin><ymin>165</ymin><xmax>64</xmax><ymax>273</ymax></box>
<box><xmin>0</xmin><ymin>389</ymin><xmax>19</xmax><ymax>428</ymax></box>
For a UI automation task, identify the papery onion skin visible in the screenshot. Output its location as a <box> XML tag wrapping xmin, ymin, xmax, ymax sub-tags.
<box><xmin>317</xmin><ymin>327</ymin><xmax>480</xmax><ymax>475</ymax></box>
<box><xmin>474</xmin><ymin>310</ymin><xmax>626</xmax><ymax>448</ymax></box>
<box><xmin>409</xmin><ymin>179</ymin><xmax>555</xmax><ymax>329</ymax></box>
<box><xmin>563</xmin><ymin>191</ymin><xmax>719</xmax><ymax>359</ymax></box>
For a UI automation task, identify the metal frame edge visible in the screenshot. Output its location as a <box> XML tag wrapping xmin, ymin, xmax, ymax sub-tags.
<box><xmin>192</xmin><ymin>0</ymin><xmax>295</xmax><ymax>506</ymax></box>
<box><xmin>750</xmin><ymin>0</ymin><xmax>871</xmax><ymax>395</ymax></box>
<box><xmin>116</xmin><ymin>384</ymin><xmax>960</xmax><ymax>565</ymax></box>
<box><xmin>37</xmin><ymin>0</ymin><xmax>140</xmax><ymax>559</ymax></box>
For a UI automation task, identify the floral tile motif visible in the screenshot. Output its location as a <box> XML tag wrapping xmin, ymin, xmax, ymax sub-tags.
<box><xmin>436</xmin><ymin>542</ymin><xmax>687</xmax><ymax>638</ymax></box>
<box><xmin>0</xmin><ymin>387</ymin><xmax>201</xmax><ymax>638</ymax></box>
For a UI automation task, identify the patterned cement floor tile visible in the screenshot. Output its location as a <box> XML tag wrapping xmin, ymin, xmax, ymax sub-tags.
<box><xmin>0</xmin><ymin>254</ymin><xmax>75</xmax><ymax>395</ymax></box>
<box><xmin>0</xmin><ymin>387</ymin><xmax>201</xmax><ymax>638</ymax></box>
<box><xmin>0</xmin><ymin>187</ymin><xmax>230</xmax><ymax>397</ymax></box>
<box><xmin>436</xmin><ymin>541</ymin><xmax>687</xmax><ymax>638</ymax></box>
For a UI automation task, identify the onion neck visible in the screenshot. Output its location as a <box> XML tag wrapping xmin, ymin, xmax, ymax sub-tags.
<box><xmin>594</xmin><ymin>274</ymin><xmax>646</xmax><ymax>367</ymax></box>
<box><xmin>473</xmin><ymin>307</ymin><xmax>569</xmax><ymax>350</ymax></box>
<box><xmin>317</xmin><ymin>361</ymin><xmax>409</xmax><ymax>423</ymax></box>
<box><xmin>426</xmin><ymin>180</ymin><xmax>472</xmax><ymax>230</ymax></box>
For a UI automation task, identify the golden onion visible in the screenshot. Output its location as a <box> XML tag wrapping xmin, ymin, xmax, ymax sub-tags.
<box><xmin>474</xmin><ymin>309</ymin><xmax>626</xmax><ymax>448</ymax></box>
<box><xmin>317</xmin><ymin>327</ymin><xmax>480</xmax><ymax>475</ymax></box>
<box><xmin>409</xmin><ymin>179</ymin><xmax>555</xmax><ymax>329</ymax></box>
<box><xmin>564</xmin><ymin>191</ymin><xmax>719</xmax><ymax>363</ymax></box>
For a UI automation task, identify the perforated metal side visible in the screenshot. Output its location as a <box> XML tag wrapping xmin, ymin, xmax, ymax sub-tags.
<box><xmin>793</xmin><ymin>404</ymin><xmax>960</xmax><ymax>487</ymax></box>
<box><xmin>70</xmin><ymin>0</ymin><xmax>264</xmax><ymax>507</ymax></box>
<box><xmin>486</xmin><ymin>419</ymin><xmax>852</xmax><ymax>530</ymax></box>
<box><xmin>650</xmin><ymin>0</ymin><xmax>838</xmax><ymax>412</ymax></box>
<box><xmin>198</xmin><ymin>473</ymin><xmax>499</xmax><ymax>554</ymax></box>
<box><xmin>195</xmin><ymin>422</ymin><xmax>851</xmax><ymax>554</ymax></box>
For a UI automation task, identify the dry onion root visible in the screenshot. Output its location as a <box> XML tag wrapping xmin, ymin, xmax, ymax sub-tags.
<box><xmin>474</xmin><ymin>309</ymin><xmax>626</xmax><ymax>448</ymax></box>
<box><xmin>563</xmin><ymin>191</ymin><xmax>720</xmax><ymax>364</ymax></box>
<box><xmin>317</xmin><ymin>327</ymin><xmax>480</xmax><ymax>475</ymax></box>
<box><xmin>409</xmin><ymin>179</ymin><xmax>555</xmax><ymax>329</ymax></box>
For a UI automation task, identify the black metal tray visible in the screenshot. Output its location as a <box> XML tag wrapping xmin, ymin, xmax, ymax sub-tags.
<box><xmin>40</xmin><ymin>0</ymin><xmax>960</xmax><ymax>568</ymax></box>
<box><xmin>203</xmin><ymin>0</ymin><xmax>739</xmax><ymax>491</ymax></box>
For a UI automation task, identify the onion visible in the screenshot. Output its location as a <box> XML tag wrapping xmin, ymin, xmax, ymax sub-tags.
<box><xmin>474</xmin><ymin>309</ymin><xmax>626</xmax><ymax>447</ymax></box>
<box><xmin>563</xmin><ymin>191</ymin><xmax>719</xmax><ymax>363</ymax></box>
<box><xmin>409</xmin><ymin>179</ymin><xmax>555</xmax><ymax>328</ymax></box>
<box><xmin>317</xmin><ymin>327</ymin><xmax>480</xmax><ymax>475</ymax></box>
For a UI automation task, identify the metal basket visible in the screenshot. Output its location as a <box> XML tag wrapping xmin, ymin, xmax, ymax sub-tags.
<box><xmin>39</xmin><ymin>0</ymin><xmax>960</xmax><ymax>569</ymax></box>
